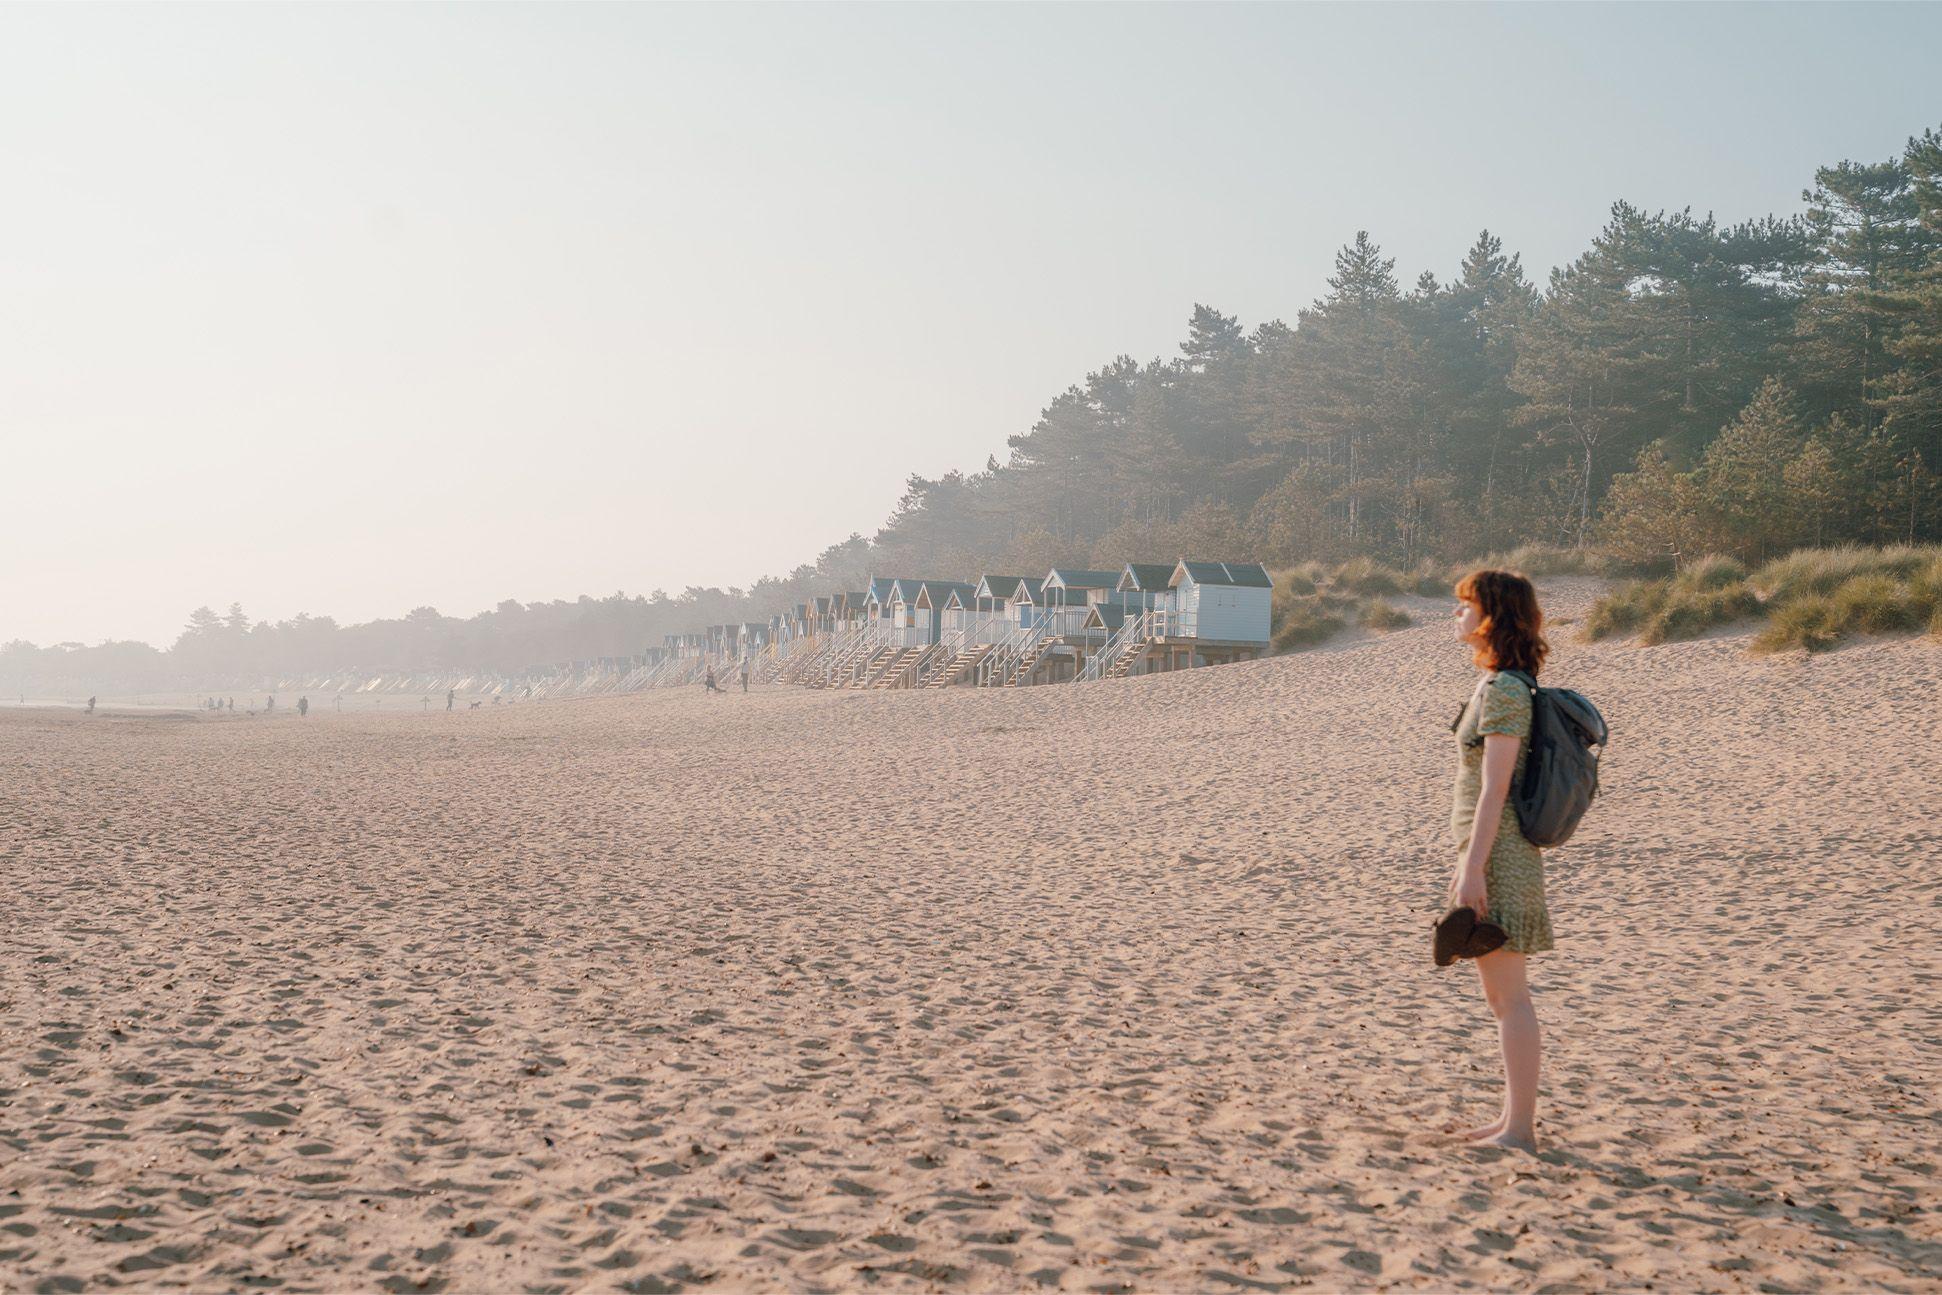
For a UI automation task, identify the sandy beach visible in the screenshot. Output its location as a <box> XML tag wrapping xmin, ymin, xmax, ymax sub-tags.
<box><xmin>3</xmin><ymin>577</ymin><xmax>1938</xmax><ymax>1292</ymax></box>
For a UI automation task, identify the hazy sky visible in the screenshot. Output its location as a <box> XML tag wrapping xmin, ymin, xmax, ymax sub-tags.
<box><xmin>4</xmin><ymin>3</ymin><xmax>1938</xmax><ymax>647</ymax></box>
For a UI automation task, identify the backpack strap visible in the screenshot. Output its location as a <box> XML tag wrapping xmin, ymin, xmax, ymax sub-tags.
<box><xmin>1495</xmin><ymin>667</ymin><xmax>1539</xmax><ymax>695</ymax></box>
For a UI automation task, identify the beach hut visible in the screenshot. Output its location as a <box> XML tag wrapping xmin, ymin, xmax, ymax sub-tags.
<box><xmin>1040</xmin><ymin>568</ymin><xmax>1120</xmax><ymax>634</ymax></box>
<box><xmin>863</xmin><ymin>578</ymin><xmax>903</xmax><ymax>642</ymax></box>
<box><xmin>1169</xmin><ymin>561</ymin><xmax>1273</xmax><ymax>641</ymax></box>
<box><xmin>1116</xmin><ymin>563</ymin><xmax>1178</xmax><ymax>614</ymax></box>
<box><xmin>1041</xmin><ymin>568</ymin><xmax>1119</xmax><ymax>607</ymax></box>
<box><xmin>913</xmin><ymin>581</ymin><xmax>976</xmax><ymax>645</ymax></box>
<box><xmin>883</xmin><ymin>578</ymin><xmax>925</xmax><ymax>647</ymax></box>
<box><xmin>1005</xmin><ymin>576</ymin><xmax>1048</xmax><ymax>628</ymax></box>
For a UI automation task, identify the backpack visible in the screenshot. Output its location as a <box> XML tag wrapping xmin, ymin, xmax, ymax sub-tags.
<box><xmin>1487</xmin><ymin>669</ymin><xmax>1608</xmax><ymax>848</ymax></box>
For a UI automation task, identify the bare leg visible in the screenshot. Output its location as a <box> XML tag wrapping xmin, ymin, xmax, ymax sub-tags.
<box><xmin>1471</xmin><ymin>948</ymin><xmax>1539</xmax><ymax>1150</ymax></box>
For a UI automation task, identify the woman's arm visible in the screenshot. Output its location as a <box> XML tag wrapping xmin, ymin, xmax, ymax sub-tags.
<box><xmin>1452</xmin><ymin>733</ymin><xmax>1520</xmax><ymax>914</ymax></box>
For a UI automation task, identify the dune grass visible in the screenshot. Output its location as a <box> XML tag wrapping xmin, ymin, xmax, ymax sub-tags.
<box><xmin>1466</xmin><ymin>543</ymin><xmax>1658</xmax><ymax>580</ymax></box>
<box><xmin>1357</xmin><ymin>600</ymin><xmax>1412</xmax><ymax>631</ymax></box>
<box><xmin>1269</xmin><ymin>561</ymin><xmax>1419</xmax><ymax>651</ymax></box>
<box><xmin>1271</xmin><ymin>594</ymin><xmax>1349</xmax><ymax>650</ymax></box>
<box><xmin>1582</xmin><ymin>560</ymin><xmax>1763</xmax><ymax>646</ymax></box>
<box><xmin>1749</xmin><ymin>547</ymin><xmax>1942</xmax><ymax>653</ymax></box>
<box><xmin>1579</xmin><ymin>544</ymin><xmax>1942</xmax><ymax>653</ymax></box>
<box><xmin>1275</xmin><ymin>545</ymin><xmax>1942</xmax><ymax>655</ymax></box>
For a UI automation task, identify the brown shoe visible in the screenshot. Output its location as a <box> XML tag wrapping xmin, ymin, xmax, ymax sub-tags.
<box><xmin>1433</xmin><ymin>906</ymin><xmax>1508</xmax><ymax>967</ymax></box>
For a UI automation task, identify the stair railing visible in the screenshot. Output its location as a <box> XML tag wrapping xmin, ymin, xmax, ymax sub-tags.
<box><xmin>899</xmin><ymin>639</ymin><xmax>952</xmax><ymax>688</ymax></box>
<box><xmin>978</xmin><ymin>613</ymin><xmax>1057</xmax><ymax>688</ymax></box>
<box><xmin>914</xmin><ymin>625</ymin><xmax>972</xmax><ymax>686</ymax></box>
<box><xmin>1079</xmin><ymin>609</ymin><xmax>1150</xmax><ymax>682</ymax></box>
<box><xmin>825</xmin><ymin>624</ymin><xmax>883</xmax><ymax>688</ymax></box>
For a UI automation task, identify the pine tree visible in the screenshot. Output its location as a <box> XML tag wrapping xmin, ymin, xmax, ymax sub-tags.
<box><xmin>1793</xmin><ymin>156</ymin><xmax>1931</xmax><ymax>426</ymax></box>
<box><xmin>1509</xmin><ymin>230</ymin><xmax>1643</xmax><ymax>546</ymax></box>
<box><xmin>1878</xmin><ymin>126</ymin><xmax>1942</xmax><ymax>488</ymax></box>
<box><xmin>1595</xmin><ymin>444</ymin><xmax>1703</xmax><ymax>567</ymax></box>
<box><xmin>1696</xmin><ymin>378</ymin><xmax>1809</xmax><ymax>561</ymax></box>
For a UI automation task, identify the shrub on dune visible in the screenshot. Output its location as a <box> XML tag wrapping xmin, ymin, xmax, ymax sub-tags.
<box><xmin>1470</xmin><ymin>543</ymin><xmax>1657</xmax><ymax>579</ymax></box>
<box><xmin>1275</xmin><ymin>568</ymin><xmax>1318</xmax><ymax>598</ymax></box>
<box><xmin>1754</xmin><ymin>596</ymin><xmax>1843</xmax><ymax>654</ymax></box>
<box><xmin>1330</xmin><ymin>556</ymin><xmax>1405</xmax><ymax>595</ymax></box>
<box><xmin>1829</xmin><ymin>574</ymin><xmax>1925</xmax><ymax>634</ymax></box>
<box><xmin>1584</xmin><ymin>580</ymin><xmax>1668</xmax><ymax>641</ymax></box>
<box><xmin>1406</xmin><ymin>561</ymin><xmax>1449</xmax><ymax>596</ymax></box>
<box><xmin>1587</xmin><ymin>555</ymin><xmax>1764</xmax><ymax>645</ymax></box>
<box><xmin>1910</xmin><ymin>553</ymin><xmax>1942</xmax><ymax>617</ymax></box>
<box><xmin>1358</xmin><ymin>599</ymin><xmax>1411</xmax><ymax>631</ymax></box>
<box><xmin>1272</xmin><ymin>597</ymin><xmax>1347</xmax><ymax>650</ymax></box>
<box><xmin>1751</xmin><ymin>544</ymin><xmax>1936</xmax><ymax>604</ymax></box>
<box><xmin>1638</xmin><ymin>581</ymin><xmax>1763</xmax><ymax>645</ymax></box>
<box><xmin>1676</xmin><ymin>555</ymin><xmax>1750</xmax><ymax>592</ymax></box>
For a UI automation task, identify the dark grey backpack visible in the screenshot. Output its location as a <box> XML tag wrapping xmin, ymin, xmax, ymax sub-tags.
<box><xmin>1491</xmin><ymin>669</ymin><xmax>1607</xmax><ymax>848</ymax></box>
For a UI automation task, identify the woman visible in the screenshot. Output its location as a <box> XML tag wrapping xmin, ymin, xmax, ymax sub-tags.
<box><xmin>1448</xmin><ymin>568</ymin><xmax>1552</xmax><ymax>1152</ymax></box>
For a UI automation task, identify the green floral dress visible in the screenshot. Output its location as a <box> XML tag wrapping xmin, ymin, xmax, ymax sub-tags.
<box><xmin>1450</xmin><ymin>671</ymin><xmax>1554</xmax><ymax>955</ymax></box>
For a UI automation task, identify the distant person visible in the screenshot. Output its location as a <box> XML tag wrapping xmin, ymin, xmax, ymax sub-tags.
<box><xmin>266</xmin><ymin>695</ymin><xmax>275</xmax><ymax>713</ymax></box>
<box><xmin>335</xmin><ymin>692</ymin><xmax>343</xmax><ymax>712</ymax></box>
<box><xmin>447</xmin><ymin>689</ymin><xmax>456</xmax><ymax>711</ymax></box>
<box><xmin>298</xmin><ymin>696</ymin><xmax>309</xmax><ymax>718</ymax></box>
<box><xmin>1443</xmin><ymin>568</ymin><xmax>1553</xmax><ymax>1154</ymax></box>
<box><xmin>739</xmin><ymin>657</ymin><xmax>750</xmax><ymax>693</ymax></box>
<box><xmin>704</xmin><ymin>664</ymin><xmax>722</xmax><ymax>694</ymax></box>
<box><xmin>85</xmin><ymin>695</ymin><xmax>97</xmax><ymax>715</ymax></box>
<box><xmin>227</xmin><ymin>697</ymin><xmax>234</xmax><ymax>712</ymax></box>
<box><xmin>423</xmin><ymin>695</ymin><xmax>430</xmax><ymax>711</ymax></box>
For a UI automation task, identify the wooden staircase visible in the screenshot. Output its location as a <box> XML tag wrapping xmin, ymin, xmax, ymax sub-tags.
<box><xmin>1105</xmin><ymin>643</ymin><xmax>1149</xmax><ymax>679</ymax></box>
<box><xmin>824</xmin><ymin>642</ymin><xmax>889</xmax><ymax>688</ymax></box>
<box><xmin>924</xmin><ymin>644</ymin><xmax>992</xmax><ymax>688</ymax></box>
<box><xmin>865</xmin><ymin>646</ymin><xmax>927</xmax><ymax>689</ymax></box>
<box><xmin>790</xmin><ymin>627</ymin><xmax>869</xmax><ymax>687</ymax></box>
<box><xmin>1003</xmin><ymin>636</ymin><xmax>1058</xmax><ymax>687</ymax></box>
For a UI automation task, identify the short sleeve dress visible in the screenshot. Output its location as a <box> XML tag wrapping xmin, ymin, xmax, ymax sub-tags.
<box><xmin>1450</xmin><ymin>671</ymin><xmax>1555</xmax><ymax>955</ymax></box>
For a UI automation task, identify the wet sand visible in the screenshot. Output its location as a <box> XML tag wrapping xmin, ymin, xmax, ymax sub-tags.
<box><xmin>3</xmin><ymin>578</ymin><xmax>1938</xmax><ymax>1291</ymax></box>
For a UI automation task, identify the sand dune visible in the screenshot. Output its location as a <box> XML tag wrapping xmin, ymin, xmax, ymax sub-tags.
<box><xmin>3</xmin><ymin>577</ymin><xmax>1938</xmax><ymax>1291</ymax></box>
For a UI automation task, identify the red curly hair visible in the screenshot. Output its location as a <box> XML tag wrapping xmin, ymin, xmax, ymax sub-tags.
<box><xmin>1454</xmin><ymin>568</ymin><xmax>1549</xmax><ymax>675</ymax></box>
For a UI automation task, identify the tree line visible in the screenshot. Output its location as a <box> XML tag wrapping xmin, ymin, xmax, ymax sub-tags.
<box><xmin>8</xmin><ymin>122</ymin><xmax>1939</xmax><ymax>693</ymax></box>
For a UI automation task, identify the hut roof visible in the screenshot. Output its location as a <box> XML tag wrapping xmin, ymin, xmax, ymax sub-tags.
<box><xmin>975</xmin><ymin>574</ymin><xmax>1030</xmax><ymax>600</ymax></box>
<box><xmin>1173</xmin><ymin>560</ymin><xmax>1274</xmax><ymax>589</ymax></box>
<box><xmin>1044</xmin><ymin>567</ymin><xmax>1120</xmax><ymax>590</ymax></box>
<box><xmin>886</xmin><ymin>577</ymin><xmax>938</xmax><ymax>605</ymax></box>
<box><xmin>915</xmin><ymin>580</ymin><xmax>976</xmax><ymax>609</ymax></box>
<box><xmin>1009</xmin><ymin>577</ymin><xmax>1047</xmax><ymax>603</ymax></box>
<box><xmin>1119</xmin><ymin>562</ymin><xmax>1176</xmax><ymax>592</ymax></box>
<box><xmin>1084</xmin><ymin>604</ymin><xmax>1132</xmax><ymax>631</ymax></box>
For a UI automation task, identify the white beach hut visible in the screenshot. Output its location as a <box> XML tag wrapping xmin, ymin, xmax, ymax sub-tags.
<box><xmin>1168</xmin><ymin>561</ymin><xmax>1274</xmax><ymax>642</ymax></box>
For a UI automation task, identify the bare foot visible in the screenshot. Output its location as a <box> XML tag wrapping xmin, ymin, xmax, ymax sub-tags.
<box><xmin>1441</xmin><ymin>1114</ymin><xmax>1507</xmax><ymax>1140</ymax></box>
<box><xmin>1471</xmin><ymin>1127</ymin><xmax>1536</xmax><ymax>1153</ymax></box>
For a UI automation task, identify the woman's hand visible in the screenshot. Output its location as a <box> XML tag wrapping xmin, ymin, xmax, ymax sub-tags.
<box><xmin>1451</xmin><ymin>866</ymin><xmax>1488</xmax><ymax>917</ymax></box>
